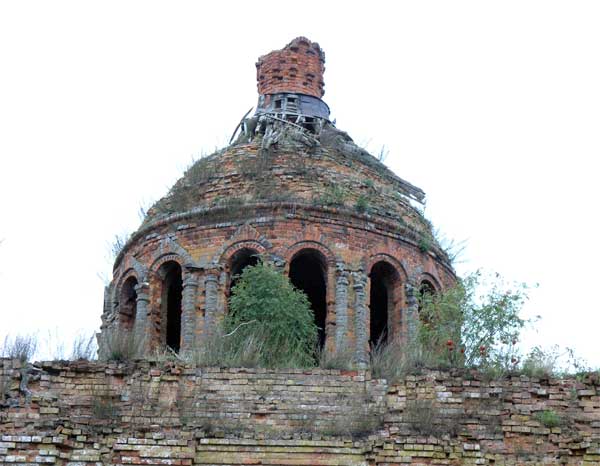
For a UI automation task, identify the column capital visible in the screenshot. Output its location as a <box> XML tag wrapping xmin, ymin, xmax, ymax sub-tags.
<box><xmin>183</xmin><ymin>274</ymin><xmax>200</xmax><ymax>288</ymax></box>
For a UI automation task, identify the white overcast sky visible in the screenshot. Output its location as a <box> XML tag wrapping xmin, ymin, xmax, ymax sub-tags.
<box><xmin>1</xmin><ymin>1</ymin><xmax>599</xmax><ymax>364</ymax></box>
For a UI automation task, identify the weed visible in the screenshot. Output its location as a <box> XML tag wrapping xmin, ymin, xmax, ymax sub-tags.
<box><xmin>187</xmin><ymin>327</ymin><xmax>264</xmax><ymax>368</ymax></box>
<box><xmin>404</xmin><ymin>399</ymin><xmax>439</xmax><ymax>435</ymax></box>
<box><xmin>318</xmin><ymin>345</ymin><xmax>355</xmax><ymax>370</ymax></box>
<box><xmin>1</xmin><ymin>334</ymin><xmax>38</xmax><ymax>362</ymax></box>
<box><xmin>91</xmin><ymin>387</ymin><xmax>119</xmax><ymax>421</ymax></box>
<box><xmin>320</xmin><ymin>395</ymin><xmax>383</xmax><ymax>438</ymax></box>
<box><xmin>100</xmin><ymin>328</ymin><xmax>144</xmax><ymax>362</ymax></box>
<box><xmin>110</xmin><ymin>233</ymin><xmax>129</xmax><ymax>259</ymax></box>
<box><xmin>185</xmin><ymin>155</ymin><xmax>218</xmax><ymax>185</ymax></box>
<box><xmin>0</xmin><ymin>375</ymin><xmax>9</xmax><ymax>402</ymax></box>
<box><xmin>354</xmin><ymin>194</ymin><xmax>370</xmax><ymax>213</ymax></box>
<box><xmin>315</xmin><ymin>183</ymin><xmax>347</xmax><ymax>207</ymax></box>
<box><xmin>70</xmin><ymin>333</ymin><xmax>97</xmax><ymax>360</ymax></box>
<box><xmin>521</xmin><ymin>346</ymin><xmax>559</xmax><ymax>378</ymax></box>
<box><xmin>369</xmin><ymin>338</ymin><xmax>436</xmax><ymax>383</ymax></box>
<box><xmin>535</xmin><ymin>409</ymin><xmax>562</xmax><ymax>428</ymax></box>
<box><xmin>418</xmin><ymin>235</ymin><xmax>431</xmax><ymax>253</ymax></box>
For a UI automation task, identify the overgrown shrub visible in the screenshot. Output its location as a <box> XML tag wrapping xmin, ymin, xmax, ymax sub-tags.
<box><xmin>1</xmin><ymin>334</ymin><xmax>38</xmax><ymax>362</ymax></box>
<box><xmin>418</xmin><ymin>271</ymin><xmax>534</xmax><ymax>371</ymax></box>
<box><xmin>226</xmin><ymin>261</ymin><xmax>318</xmax><ymax>368</ymax></box>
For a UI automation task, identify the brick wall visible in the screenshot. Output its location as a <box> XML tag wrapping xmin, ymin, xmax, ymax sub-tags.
<box><xmin>256</xmin><ymin>37</ymin><xmax>325</xmax><ymax>98</ymax></box>
<box><xmin>2</xmin><ymin>358</ymin><xmax>599</xmax><ymax>465</ymax></box>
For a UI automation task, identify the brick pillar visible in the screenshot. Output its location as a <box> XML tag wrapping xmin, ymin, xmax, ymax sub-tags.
<box><xmin>353</xmin><ymin>270</ymin><xmax>369</xmax><ymax>367</ymax></box>
<box><xmin>134</xmin><ymin>282</ymin><xmax>150</xmax><ymax>354</ymax></box>
<box><xmin>405</xmin><ymin>281</ymin><xmax>419</xmax><ymax>343</ymax></box>
<box><xmin>181</xmin><ymin>273</ymin><xmax>199</xmax><ymax>353</ymax></box>
<box><xmin>204</xmin><ymin>270</ymin><xmax>219</xmax><ymax>336</ymax></box>
<box><xmin>334</xmin><ymin>263</ymin><xmax>350</xmax><ymax>352</ymax></box>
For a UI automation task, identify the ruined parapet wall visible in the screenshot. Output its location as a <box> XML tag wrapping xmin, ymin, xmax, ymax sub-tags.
<box><xmin>2</xmin><ymin>359</ymin><xmax>600</xmax><ymax>465</ymax></box>
<box><xmin>256</xmin><ymin>37</ymin><xmax>325</xmax><ymax>98</ymax></box>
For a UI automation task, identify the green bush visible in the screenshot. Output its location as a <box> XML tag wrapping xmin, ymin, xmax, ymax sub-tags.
<box><xmin>226</xmin><ymin>261</ymin><xmax>318</xmax><ymax>368</ymax></box>
<box><xmin>535</xmin><ymin>409</ymin><xmax>562</xmax><ymax>428</ymax></box>
<box><xmin>418</xmin><ymin>271</ymin><xmax>534</xmax><ymax>371</ymax></box>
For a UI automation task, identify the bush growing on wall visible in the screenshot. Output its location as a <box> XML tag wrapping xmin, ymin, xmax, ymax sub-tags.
<box><xmin>226</xmin><ymin>260</ymin><xmax>318</xmax><ymax>368</ymax></box>
<box><xmin>418</xmin><ymin>271</ymin><xmax>534</xmax><ymax>370</ymax></box>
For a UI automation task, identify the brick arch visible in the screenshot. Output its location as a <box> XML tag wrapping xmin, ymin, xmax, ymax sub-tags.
<box><xmin>115</xmin><ymin>268</ymin><xmax>139</xmax><ymax>298</ymax></box>
<box><xmin>218</xmin><ymin>240</ymin><xmax>267</xmax><ymax>270</ymax></box>
<box><xmin>284</xmin><ymin>240</ymin><xmax>336</xmax><ymax>272</ymax></box>
<box><xmin>365</xmin><ymin>253</ymin><xmax>408</xmax><ymax>345</ymax></box>
<box><xmin>150</xmin><ymin>253</ymin><xmax>187</xmax><ymax>280</ymax></box>
<box><xmin>418</xmin><ymin>272</ymin><xmax>442</xmax><ymax>293</ymax></box>
<box><xmin>152</xmin><ymin>236</ymin><xmax>196</xmax><ymax>270</ymax></box>
<box><xmin>117</xmin><ymin>272</ymin><xmax>139</xmax><ymax>331</ymax></box>
<box><xmin>211</xmin><ymin>223</ymin><xmax>272</xmax><ymax>266</ymax></box>
<box><xmin>365</xmin><ymin>253</ymin><xmax>408</xmax><ymax>282</ymax></box>
<box><xmin>147</xmin><ymin>254</ymin><xmax>185</xmax><ymax>353</ymax></box>
<box><xmin>111</xmin><ymin>268</ymin><xmax>139</xmax><ymax>312</ymax></box>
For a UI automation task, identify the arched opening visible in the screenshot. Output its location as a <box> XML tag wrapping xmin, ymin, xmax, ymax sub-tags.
<box><xmin>120</xmin><ymin>276</ymin><xmax>138</xmax><ymax>331</ymax></box>
<box><xmin>369</xmin><ymin>261</ymin><xmax>400</xmax><ymax>347</ymax></box>
<box><xmin>289</xmin><ymin>249</ymin><xmax>327</xmax><ymax>348</ymax></box>
<box><xmin>419</xmin><ymin>280</ymin><xmax>435</xmax><ymax>323</ymax></box>
<box><xmin>229</xmin><ymin>248</ymin><xmax>259</xmax><ymax>293</ymax></box>
<box><xmin>160</xmin><ymin>261</ymin><xmax>183</xmax><ymax>352</ymax></box>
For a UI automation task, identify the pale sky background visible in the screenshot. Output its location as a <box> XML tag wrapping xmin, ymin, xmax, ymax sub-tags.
<box><xmin>1</xmin><ymin>1</ymin><xmax>599</xmax><ymax>365</ymax></box>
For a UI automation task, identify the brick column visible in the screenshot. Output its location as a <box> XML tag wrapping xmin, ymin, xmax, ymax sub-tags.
<box><xmin>134</xmin><ymin>282</ymin><xmax>150</xmax><ymax>354</ymax></box>
<box><xmin>334</xmin><ymin>263</ymin><xmax>350</xmax><ymax>352</ymax></box>
<box><xmin>405</xmin><ymin>281</ymin><xmax>419</xmax><ymax>344</ymax></box>
<box><xmin>353</xmin><ymin>270</ymin><xmax>369</xmax><ymax>367</ymax></box>
<box><xmin>204</xmin><ymin>270</ymin><xmax>219</xmax><ymax>337</ymax></box>
<box><xmin>181</xmin><ymin>273</ymin><xmax>199</xmax><ymax>353</ymax></box>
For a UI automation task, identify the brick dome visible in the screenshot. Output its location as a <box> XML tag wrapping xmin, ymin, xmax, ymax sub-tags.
<box><xmin>99</xmin><ymin>38</ymin><xmax>456</xmax><ymax>363</ymax></box>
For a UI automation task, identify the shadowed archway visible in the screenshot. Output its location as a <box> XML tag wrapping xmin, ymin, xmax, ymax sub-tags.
<box><xmin>369</xmin><ymin>261</ymin><xmax>401</xmax><ymax>347</ymax></box>
<box><xmin>160</xmin><ymin>261</ymin><xmax>183</xmax><ymax>352</ymax></box>
<box><xmin>289</xmin><ymin>249</ymin><xmax>327</xmax><ymax>348</ymax></box>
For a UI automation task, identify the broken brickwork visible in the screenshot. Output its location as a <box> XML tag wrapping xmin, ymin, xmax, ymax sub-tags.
<box><xmin>256</xmin><ymin>37</ymin><xmax>325</xmax><ymax>98</ymax></box>
<box><xmin>2</xmin><ymin>359</ymin><xmax>600</xmax><ymax>465</ymax></box>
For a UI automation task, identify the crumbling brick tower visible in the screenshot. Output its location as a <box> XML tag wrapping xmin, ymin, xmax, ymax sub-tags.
<box><xmin>99</xmin><ymin>37</ymin><xmax>456</xmax><ymax>363</ymax></box>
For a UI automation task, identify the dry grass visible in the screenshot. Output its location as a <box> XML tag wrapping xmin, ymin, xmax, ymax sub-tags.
<box><xmin>70</xmin><ymin>333</ymin><xmax>97</xmax><ymax>360</ymax></box>
<box><xmin>101</xmin><ymin>328</ymin><xmax>144</xmax><ymax>362</ymax></box>
<box><xmin>1</xmin><ymin>334</ymin><xmax>38</xmax><ymax>362</ymax></box>
<box><xmin>318</xmin><ymin>345</ymin><xmax>355</xmax><ymax>370</ymax></box>
<box><xmin>369</xmin><ymin>338</ymin><xmax>436</xmax><ymax>383</ymax></box>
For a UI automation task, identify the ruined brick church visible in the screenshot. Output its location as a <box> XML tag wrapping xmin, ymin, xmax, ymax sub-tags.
<box><xmin>99</xmin><ymin>37</ymin><xmax>456</xmax><ymax>362</ymax></box>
